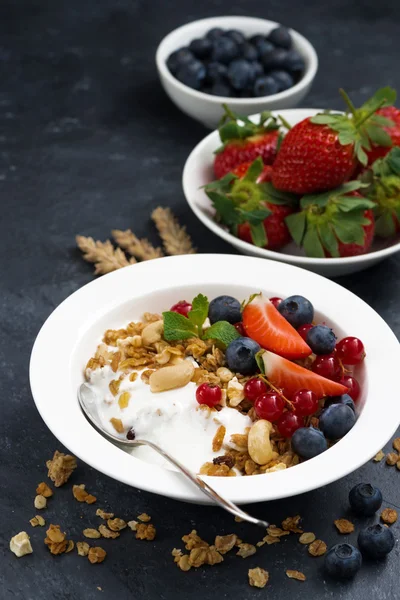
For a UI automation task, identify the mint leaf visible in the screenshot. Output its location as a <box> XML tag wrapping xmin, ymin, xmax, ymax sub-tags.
<box><xmin>188</xmin><ymin>294</ymin><xmax>209</xmax><ymax>335</ymax></box>
<box><xmin>162</xmin><ymin>311</ymin><xmax>197</xmax><ymax>341</ymax></box>
<box><xmin>202</xmin><ymin>321</ymin><xmax>240</xmax><ymax>348</ymax></box>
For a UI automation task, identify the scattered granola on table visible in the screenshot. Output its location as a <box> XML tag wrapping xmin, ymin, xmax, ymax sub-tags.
<box><xmin>10</xmin><ymin>532</ymin><xmax>33</xmax><ymax>557</ymax></box>
<box><xmin>385</xmin><ymin>452</ymin><xmax>399</xmax><ymax>466</ymax></box>
<box><xmin>34</xmin><ymin>495</ymin><xmax>47</xmax><ymax>510</ymax></box>
<box><xmin>135</xmin><ymin>523</ymin><xmax>156</xmax><ymax>541</ymax></box>
<box><xmin>373</xmin><ymin>450</ymin><xmax>385</xmax><ymax>462</ymax></box>
<box><xmin>72</xmin><ymin>484</ymin><xmax>97</xmax><ymax>504</ymax></box>
<box><xmin>36</xmin><ymin>482</ymin><xmax>53</xmax><ymax>498</ymax></box>
<box><xmin>44</xmin><ymin>525</ymin><xmax>70</xmax><ymax>555</ymax></box>
<box><xmin>30</xmin><ymin>515</ymin><xmax>46</xmax><ymax>527</ymax></box>
<box><xmin>286</xmin><ymin>569</ymin><xmax>306</xmax><ymax>581</ymax></box>
<box><xmin>381</xmin><ymin>508</ymin><xmax>398</xmax><ymax>524</ymax></box>
<box><xmin>76</xmin><ymin>541</ymin><xmax>90</xmax><ymax>557</ymax></box>
<box><xmin>308</xmin><ymin>539</ymin><xmax>327</xmax><ymax>557</ymax></box>
<box><xmin>46</xmin><ymin>451</ymin><xmax>77</xmax><ymax>487</ymax></box>
<box><xmin>299</xmin><ymin>532</ymin><xmax>316</xmax><ymax>545</ymax></box>
<box><xmin>248</xmin><ymin>567</ymin><xmax>269</xmax><ymax>588</ymax></box>
<box><xmin>88</xmin><ymin>547</ymin><xmax>107</xmax><ymax>564</ymax></box>
<box><xmin>334</xmin><ymin>519</ymin><xmax>355</xmax><ymax>534</ymax></box>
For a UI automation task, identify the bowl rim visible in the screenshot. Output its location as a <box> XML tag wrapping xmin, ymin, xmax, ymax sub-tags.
<box><xmin>155</xmin><ymin>15</ymin><xmax>319</xmax><ymax>105</ymax></box>
<box><xmin>30</xmin><ymin>254</ymin><xmax>400</xmax><ymax>504</ymax></box>
<box><xmin>183</xmin><ymin>107</ymin><xmax>400</xmax><ymax>267</ymax></box>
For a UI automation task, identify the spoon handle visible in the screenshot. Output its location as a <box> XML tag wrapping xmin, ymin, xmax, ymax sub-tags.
<box><xmin>133</xmin><ymin>439</ymin><xmax>269</xmax><ymax>529</ymax></box>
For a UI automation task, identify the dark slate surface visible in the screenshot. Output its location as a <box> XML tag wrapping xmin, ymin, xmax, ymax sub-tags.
<box><xmin>1</xmin><ymin>1</ymin><xmax>399</xmax><ymax>598</ymax></box>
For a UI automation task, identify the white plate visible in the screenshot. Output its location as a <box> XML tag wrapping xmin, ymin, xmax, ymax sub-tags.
<box><xmin>30</xmin><ymin>254</ymin><xmax>400</xmax><ymax>504</ymax></box>
<box><xmin>183</xmin><ymin>109</ymin><xmax>400</xmax><ymax>277</ymax></box>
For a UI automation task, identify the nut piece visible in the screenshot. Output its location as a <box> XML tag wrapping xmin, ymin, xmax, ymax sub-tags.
<box><xmin>334</xmin><ymin>519</ymin><xmax>355</xmax><ymax>534</ymax></box>
<box><xmin>177</xmin><ymin>554</ymin><xmax>192</xmax><ymax>571</ymax></box>
<box><xmin>88</xmin><ymin>546</ymin><xmax>107</xmax><ymax>564</ymax></box>
<box><xmin>308</xmin><ymin>539</ymin><xmax>327</xmax><ymax>557</ymax></box>
<box><xmin>10</xmin><ymin>532</ymin><xmax>33</xmax><ymax>557</ymax></box>
<box><xmin>141</xmin><ymin>320</ymin><xmax>163</xmax><ymax>346</ymax></box>
<box><xmin>149</xmin><ymin>360</ymin><xmax>195</xmax><ymax>393</ymax></box>
<box><xmin>137</xmin><ymin>513</ymin><xmax>151</xmax><ymax>522</ymax></box>
<box><xmin>248</xmin><ymin>567</ymin><xmax>269</xmax><ymax>588</ymax></box>
<box><xmin>30</xmin><ymin>515</ymin><xmax>46</xmax><ymax>527</ymax></box>
<box><xmin>299</xmin><ymin>532</ymin><xmax>316</xmax><ymax>545</ymax></box>
<box><xmin>286</xmin><ymin>569</ymin><xmax>306</xmax><ymax>581</ymax></box>
<box><xmin>381</xmin><ymin>508</ymin><xmax>398</xmax><ymax>524</ymax></box>
<box><xmin>226</xmin><ymin>377</ymin><xmax>244</xmax><ymax>407</ymax></box>
<box><xmin>248</xmin><ymin>420</ymin><xmax>274</xmax><ymax>465</ymax></box>
<box><xmin>34</xmin><ymin>495</ymin><xmax>47</xmax><ymax>510</ymax></box>
<box><xmin>127</xmin><ymin>520</ymin><xmax>138</xmax><ymax>531</ymax></box>
<box><xmin>83</xmin><ymin>528</ymin><xmax>101</xmax><ymax>539</ymax></box>
<box><xmin>76</xmin><ymin>541</ymin><xmax>90</xmax><ymax>556</ymax></box>
<box><xmin>386</xmin><ymin>452</ymin><xmax>399</xmax><ymax>466</ymax></box>
<box><xmin>46</xmin><ymin>450</ymin><xmax>77</xmax><ymax>487</ymax></box>
<box><xmin>36</xmin><ymin>482</ymin><xmax>53</xmax><ymax>498</ymax></box>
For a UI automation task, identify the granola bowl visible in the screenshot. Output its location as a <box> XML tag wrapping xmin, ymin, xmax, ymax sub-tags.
<box><xmin>30</xmin><ymin>254</ymin><xmax>400</xmax><ymax>504</ymax></box>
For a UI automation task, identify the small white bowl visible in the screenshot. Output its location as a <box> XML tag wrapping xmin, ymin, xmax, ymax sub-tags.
<box><xmin>30</xmin><ymin>254</ymin><xmax>400</xmax><ymax>505</ymax></box>
<box><xmin>156</xmin><ymin>16</ymin><xmax>318</xmax><ymax>129</ymax></box>
<box><xmin>183</xmin><ymin>108</ymin><xmax>400</xmax><ymax>277</ymax></box>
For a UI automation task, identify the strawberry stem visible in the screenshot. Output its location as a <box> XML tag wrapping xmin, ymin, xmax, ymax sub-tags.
<box><xmin>278</xmin><ymin>114</ymin><xmax>292</xmax><ymax>130</ymax></box>
<box><xmin>339</xmin><ymin>88</ymin><xmax>357</xmax><ymax>117</ymax></box>
<box><xmin>355</xmin><ymin>98</ymin><xmax>387</xmax><ymax>128</ymax></box>
<box><xmin>222</xmin><ymin>103</ymin><xmax>237</xmax><ymax>121</ymax></box>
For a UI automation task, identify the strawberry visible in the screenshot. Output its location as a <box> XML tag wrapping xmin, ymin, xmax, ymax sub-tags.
<box><xmin>204</xmin><ymin>157</ymin><xmax>297</xmax><ymax>250</ymax></box>
<box><xmin>272</xmin><ymin>87</ymin><xmax>396</xmax><ymax>194</ymax></box>
<box><xmin>362</xmin><ymin>147</ymin><xmax>400</xmax><ymax>237</ymax></box>
<box><xmin>285</xmin><ymin>183</ymin><xmax>376</xmax><ymax>258</ymax></box>
<box><xmin>261</xmin><ymin>350</ymin><xmax>348</xmax><ymax>399</ymax></box>
<box><xmin>214</xmin><ymin>105</ymin><xmax>280</xmax><ymax>179</ymax></box>
<box><xmin>242</xmin><ymin>294</ymin><xmax>311</xmax><ymax>360</ymax></box>
<box><xmin>366</xmin><ymin>106</ymin><xmax>400</xmax><ymax>165</ymax></box>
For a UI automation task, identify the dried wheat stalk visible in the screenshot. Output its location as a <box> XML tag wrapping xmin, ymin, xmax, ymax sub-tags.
<box><xmin>151</xmin><ymin>207</ymin><xmax>196</xmax><ymax>255</ymax></box>
<box><xmin>112</xmin><ymin>229</ymin><xmax>163</xmax><ymax>261</ymax></box>
<box><xmin>76</xmin><ymin>235</ymin><xmax>136</xmax><ymax>275</ymax></box>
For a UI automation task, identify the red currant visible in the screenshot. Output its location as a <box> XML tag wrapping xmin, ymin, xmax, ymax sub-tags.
<box><xmin>170</xmin><ymin>300</ymin><xmax>192</xmax><ymax>317</ymax></box>
<box><xmin>339</xmin><ymin>375</ymin><xmax>361</xmax><ymax>402</ymax></box>
<box><xmin>195</xmin><ymin>383</ymin><xmax>222</xmax><ymax>407</ymax></box>
<box><xmin>244</xmin><ymin>378</ymin><xmax>268</xmax><ymax>403</ymax></box>
<box><xmin>234</xmin><ymin>322</ymin><xmax>246</xmax><ymax>336</ymax></box>
<box><xmin>269</xmin><ymin>297</ymin><xmax>282</xmax><ymax>309</ymax></box>
<box><xmin>254</xmin><ymin>393</ymin><xmax>285</xmax><ymax>421</ymax></box>
<box><xmin>336</xmin><ymin>337</ymin><xmax>365</xmax><ymax>365</ymax></box>
<box><xmin>312</xmin><ymin>354</ymin><xmax>342</xmax><ymax>381</ymax></box>
<box><xmin>291</xmin><ymin>389</ymin><xmax>319</xmax><ymax>416</ymax></box>
<box><xmin>276</xmin><ymin>412</ymin><xmax>304</xmax><ymax>437</ymax></box>
<box><xmin>298</xmin><ymin>323</ymin><xmax>313</xmax><ymax>342</ymax></box>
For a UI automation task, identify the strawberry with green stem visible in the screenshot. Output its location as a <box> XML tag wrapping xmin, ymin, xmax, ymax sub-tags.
<box><xmin>366</xmin><ymin>106</ymin><xmax>400</xmax><ymax>165</ymax></box>
<box><xmin>205</xmin><ymin>157</ymin><xmax>298</xmax><ymax>250</ymax></box>
<box><xmin>285</xmin><ymin>181</ymin><xmax>376</xmax><ymax>258</ymax></box>
<box><xmin>213</xmin><ymin>105</ymin><xmax>281</xmax><ymax>179</ymax></box>
<box><xmin>272</xmin><ymin>87</ymin><xmax>396</xmax><ymax>194</ymax></box>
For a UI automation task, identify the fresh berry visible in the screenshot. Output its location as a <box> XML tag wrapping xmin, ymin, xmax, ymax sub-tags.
<box><xmin>195</xmin><ymin>383</ymin><xmax>222</xmax><ymax>407</ymax></box>
<box><xmin>254</xmin><ymin>39</ymin><xmax>275</xmax><ymax>59</ymax></box>
<box><xmin>166</xmin><ymin>48</ymin><xmax>195</xmax><ymax>75</ymax></box>
<box><xmin>225</xmin><ymin>29</ymin><xmax>246</xmax><ymax>47</ymax></box>
<box><xmin>269</xmin><ymin>297</ymin><xmax>282</xmax><ymax>309</ymax></box>
<box><xmin>225</xmin><ymin>337</ymin><xmax>260</xmax><ymax>375</ymax></box>
<box><xmin>206</xmin><ymin>27</ymin><xmax>225</xmax><ymax>41</ymax></box>
<box><xmin>340</xmin><ymin>375</ymin><xmax>361</xmax><ymax>402</ymax></box>
<box><xmin>176</xmin><ymin>59</ymin><xmax>206</xmax><ymax>90</ymax></box>
<box><xmin>237</xmin><ymin>203</ymin><xmax>294</xmax><ymax>249</ymax></box>
<box><xmin>306</xmin><ymin>325</ymin><xmax>337</xmax><ymax>355</ymax></box>
<box><xmin>227</xmin><ymin>59</ymin><xmax>255</xmax><ymax>91</ymax></box>
<box><xmin>189</xmin><ymin>37</ymin><xmax>212</xmax><ymax>59</ymax></box>
<box><xmin>211</xmin><ymin>36</ymin><xmax>240</xmax><ymax>64</ymax></box>
<box><xmin>358</xmin><ymin>524</ymin><xmax>395</xmax><ymax>559</ymax></box>
<box><xmin>272</xmin><ymin>88</ymin><xmax>396</xmax><ymax>194</ymax></box>
<box><xmin>366</xmin><ymin>105</ymin><xmax>400</xmax><ymax>165</ymax></box>
<box><xmin>267</xmin><ymin>26</ymin><xmax>292</xmax><ymax>49</ymax></box>
<box><xmin>234</xmin><ymin>322</ymin><xmax>246</xmax><ymax>336</ymax></box>
<box><xmin>213</xmin><ymin>107</ymin><xmax>280</xmax><ymax>178</ymax></box>
<box><xmin>208</xmin><ymin>295</ymin><xmax>241</xmax><ymax>324</ymax></box>
<box><xmin>270</xmin><ymin>70</ymin><xmax>294</xmax><ymax>92</ymax></box>
<box><xmin>254</xmin><ymin>76</ymin><xmax>279</xmax><ymax>97</ymax></box>
<box><xmin>254</xmin><ymin>392</ymin><xmax>285</xmax><ymax>421</ymax></box>
<box><xmin>230</xmin><ymin>161</ymin><xmax>273</xmax><ymax>181</ymax></box>
<box><xmin>242</xmin><ymin>43</ymin><xmax>258</xmax><ymax>61</ymax></box>
<box><xmin>291</xmin><ymin>389</ymin><xmax>319</xmax><ymax>416</ymax></box>
<box><xmin>349</xmin><ymin>483</ymin><xmax>383</xmax><ymax>516</ymax></box>
<box><xmin>312</xmin><ymin>353</ymin><xmax>342</xmax><ymax>381</ymax></box>
<box><xmin>298</xmin><ymin>323</ymin><xmax>313</xmax><ymax>341</ymax></box>
<box><xmin>170</xmin><ymin>300</ymin><xmax>192</xmax><ymax>317</ymax></box>
<box><xmin>261</xmin><ymin>48</ymin><xmax>289</xmax><ymax>71</ymax></box>
<box><xmin>242</xmin><ymin>293</ymin><xmax>311</xmax><ymax>359</ymax></box>
<box><xmin>244</xmin><ymin>377</ymin><xmax>268</xmax><ymax>402</ymax></box>
<box><xmin>325</xmin><ymin>393</ymin><xmax>355</xmax><ymax>412</ymax></box>
<box><xmin>324</xmin><ymin>544</ymin><xmax>362</xmax><ymax>580</ymax></box>
<box><xmin>209</xmin><ymin>81</ymin><xmax>232</xmax><ymax>97</ymax></box>
<box><xmin>261</xmin><ymin>350</ymin><xmax>348</xmax><ymax>398</ymax></box>
<box><xmin>336</xmin><ymin>336</ymin><xmax>365</xmax><ymax>365</ymax></box>
<box><xmin>291</xmin><ymin>426</ymin><xmax>327</xmax><ymax>459</ymax></box>
<box><xmin>283</xmin><ymin>49</ymin><xmax>305</xmax><ymax>72</ymax></box>
<box><xmin>278</xmin><ymin>295</ymin><xmax>314</xmax><ymax>329</ymax></box>
<box><xmin>319</xmin><ymin>404</ymin><xmax>356</xmax><ymax>439</ymax></box>
<box><xmin>206</xmin><ymin>61</ymin><xmax>228</xmax><ymax>84</ymax></box>
<box><xmin>276</xmin><ymin>411</ymin><xmax>304</xmax><ymax>437</ymax></box>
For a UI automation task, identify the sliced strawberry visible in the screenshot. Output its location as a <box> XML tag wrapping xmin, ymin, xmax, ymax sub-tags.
<box><xmin>242</xmin><ymin>294</ymin><xmax>311</xmax><ymax>360</ymax></box>
<box><xmin>262</xmin><ymin>350</ymin><xmax>348</xmax><ymax>399</ymax></box>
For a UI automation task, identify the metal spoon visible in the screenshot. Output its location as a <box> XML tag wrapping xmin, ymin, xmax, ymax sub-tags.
<box><xmin>78</xmin><ymin>383</ymin><xmax>268</xmax><ymax>528</ymax></box>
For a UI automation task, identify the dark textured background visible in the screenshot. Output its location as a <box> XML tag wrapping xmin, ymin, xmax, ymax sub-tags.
<box><xmin>1</xmin><ymin>1</ymin><xmax>400</xmax><ymax>598</ymax></box>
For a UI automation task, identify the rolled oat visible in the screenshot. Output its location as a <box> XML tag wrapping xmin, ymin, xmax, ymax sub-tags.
<box><xmin>248</xmin><ymin>567</ymin><xmax>269</xmax><ymax>588</ymax></box>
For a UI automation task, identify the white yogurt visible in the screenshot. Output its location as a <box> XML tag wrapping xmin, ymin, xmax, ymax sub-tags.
<box><xmin>86</xmin><ymin>363</ymin><xmax>251</xmax><ymax>472</ymax></box>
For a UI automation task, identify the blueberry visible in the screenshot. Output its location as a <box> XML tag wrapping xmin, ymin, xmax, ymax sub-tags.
<box><xmin>269</xmin><ymin>69</ymin><xmax>294</xmax><ymax>91</ymax></box>
<box><xmin>267</xmin><ymin>26</ymin><xmax>292</xmax><ymax>49</ymax></box>
<box><xmin>206</xmin><ymin>27</ymin><xmax>225</xmax><ymax>41</ymax></box>
<box><xmin>261</xmin><ymin>47</ymin><xmax>289</xmax><ymax>71</ymax></box>
<box><xmin>206</xmin><ymin>61</ymin><xmax>228</xmax><ymax>83</ymax></box>
<box><xmin>284</xmin><ymin>49</ymin><xmax>305</xmax><ymax>73</ymax></box>
<box><xmin>278</xmin><ymin>295</ymin><xmax>314</xmax><ymax>328</ymax></box>
<box><xmin>225</xmin><ymin>337</ymin><xmax>261</xmax><ymax>375</ymax></box>
<box><xmin>225</xmin><ymin>29</ymin><xmax>246</xmax><ymax>48</ymax></box>
<box><xmin>291</xmin><ymin>427</ymin><xmax>328</xmax><ymax>459</ymax></box>
<box><xmin>208</xmin><ymin>295</ymin><xmax>241</xmax><ymax>324</ymax></box>
<box><xmin>324</xmin><ymin>544</ymin><xmax>362</xmax><ymax>580</ymax></box>
<box><xmin>227</xmin><ymin>59</ymin><xmax>255</xmax><ymax>91</ymax></box>
<box><xmin>319</xmin><ymin>404</ymin><xmax>356</xmax><ymax>440</ymax></box>
<box><xmin>211</xmin><ymin>36</ymin><xmax>240</xmax><ymax>64</ymax></box>
<box><xmin>189</xmin><ymin>37</ymin><xmax>212</xmax><ymax>59</ymax></box>
<box><xmin>208</xmin><ymin>81</ymin><xmax>232</xmax><ymax>97</ymax></box>
<box><xmin>349</xmin><ymin>483</ymin><xmax>383</xmax><ymax>516</ymax></box>
<box><xmin>306</xmin><ymin>325</ymin><xmax>337</xmax><ymax>355</ymax></box>
<box><xmin>176</xmin><ymin>60</ymin><xmax>206</xmax><ymax>90</ymax></box>
<box><xmin>253</xmin><ymin>75</ymin><xmax>279</xmax><ymax>97</ymax></box>
<box><xmin>249</xmin><ymin>34</ymin><xmax>266</xmax><ymax>47</ymax></box>
<box><xmin>325</xmin><ymin>394</ymin><xmax>355</xmax><ymax>412</ymax></box>
<box><xmin>358</xmin><ymin>524</ymin><xmax>395</xmax><ymax>559</ymax></box>
<box><xmin>242</xmin><ymin>42</ymin><xmax>258</xmax><ymax>61</ymax></box>
<box><xmin>166</xmin><ymin>48</ymin><xmax>195</xmax><ymax>75</ymax></box>
<box><xmin>250</xmin><ymin>61</ymin><xmax>264</xmax><ymax>79</ymax></box>
<box><xmin>255</xmin><ymin>39</ymin><xmax>276</xmax><ymax>60</ymax></box>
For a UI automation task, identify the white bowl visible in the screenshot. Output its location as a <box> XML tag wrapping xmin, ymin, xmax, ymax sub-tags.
<box><xmin>183</xmin><ymin>108</ymin><xmax>400</xmax><ymax>277</ymax></box>
<box><xmin>156</xmin><ymin>16</ymin><xmax>318</xmax><ymax>129</ymax></box>
<box><xmin>30</xmin><ymin>254</ymin><xmax>400</xmax><ymax>505</ymax></box>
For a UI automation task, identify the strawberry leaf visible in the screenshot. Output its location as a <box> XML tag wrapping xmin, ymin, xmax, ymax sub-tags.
<box><xmin>311</xmin><ymin>114</ymin><xmax>343</xmax><ymax>125</ymax></box>
<box><xmin>318</xmin><ymin>222</ymin><xmax>340</xmax><ymax>257</ymax></box>
<box><xmin>331</xmin><ymin>215</ymin><xmax>366</xmax><ymax>245</ymax></box>
<box><xmin>261</xmin><ymin>182</ymin><xmax>299</xmax><ymax>206</ymax></box>
<box><xmin>334</xmin><ymin>196</ymin><xmax>375</xmax><ymax>212</ymax></box>
<box><xmin>375</xmin><ymin>212</ymin><xmax>396</xmax><ymax>238</ymax></box>
<box><xmin>243</xmin><ymin>157</ymin><xmax>264</xmax><ymax>182</ymax></box>
<box><xmin>387</xmin><ymin>148</ymin><xmax>400</xmax><ymax>175</ymax></box>
<box><xmin>208</xmin><ymin>192</ymin><xmax>242</xmax><ymax>228</ymax></box>
<box><xmin>301</xmin><ymin>191</ymin><xmax>332</xmax><ymax>209</ymax></box>
<box><xmin>365</xmin><ymin>125</ymin><xmax>393</xmax><ymax>147</ymax></box>
<box><xmin>360</xmin><ymin>86</ymin><xmax>397</xmax><ymax>112</ymax></box>
<box><xmin>286</xmin><ymin>212</ymin><xmax>306</xmax><ymax>245</ymax></box>
<box><xmin>354</xmin><ymin>140</ymin><xmax>368</xmax><ymax>166</ymax></box>
<box><xmin>250</xmin><ymin>222</ymin><xmax>267</xmax><ymax>247</ymax></box>
<box><xmin>239</xmin><ymin>207</ymin><xmax>271</xmax><ymax>223</ymax></box>
<box><xmin>303</xmin><ymin>227</ymin><xmax>325</xmax><ymax>258</ymax></box>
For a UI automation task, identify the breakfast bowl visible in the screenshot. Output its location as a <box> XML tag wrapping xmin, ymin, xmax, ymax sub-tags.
<box><xmin>30</xmin><ymin>254</ymin><xmax>400</xmax><ymax>505</ymax></box>
<box><xmin>183</xmin><ymin>108</ymin><xmax>400</xmax><ymax>277</ymax></box>
<box><xmin>156</xmin><ymin>16</ymin><xmax>318</xmax><ymax>129</ymax></box>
